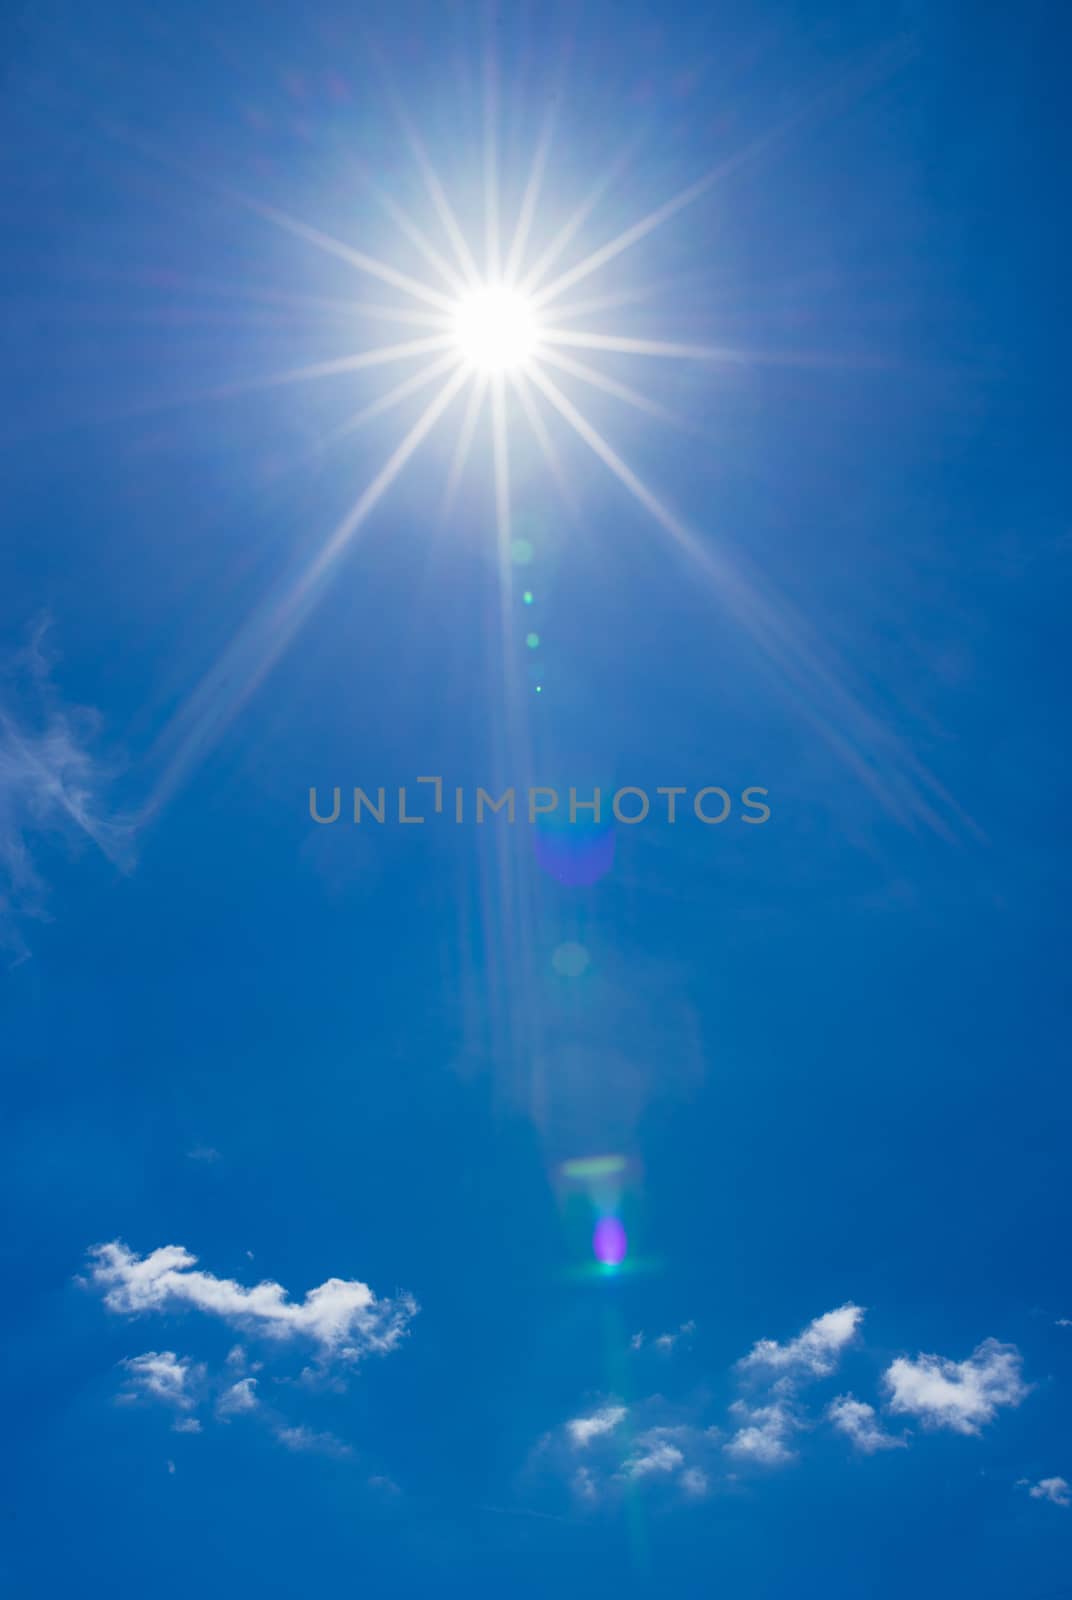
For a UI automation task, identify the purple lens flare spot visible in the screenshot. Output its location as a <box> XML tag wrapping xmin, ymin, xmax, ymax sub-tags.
<box><xmin>593</xmin><ymin>1217</ymin><xmax>627</xmax><ymax>1266</ymax></box>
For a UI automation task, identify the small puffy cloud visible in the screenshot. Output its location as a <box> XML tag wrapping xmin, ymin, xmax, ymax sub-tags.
<box><xmin>540</xmin><ymin>1399</ymin><xmax>720</xmax><ymax>1506</ymax></box>
<box><xmin>737</xmin><ymin>1304</ymin><xmax>864</xmax><ymax>1383</ymax></box>
<box><xmin>572</xmin><ymin>1466</ymin><xmax>598</xmax><ymax>1502</ymax></box>
<box><xmin>621</xmin><ymin>1430</ymin><xmax>686</xmax><ymax>1479</ymax></box>
<box><xmin>630</xmin><ymin>1332</ymin><xmax>645</xmax><ymax>1350</ymax></box>
<box><xmin>652</xmin><ymin>1320</ymin><xmax>697</xmax><ymax>1354</ymax></box>
<box><xmin>828</xmin><ymin>1394</ymin><xmax>906</xmax><ymax>1454</ymax></box>
<box><xmin>172</xmin><ymin>1417</ymin><xmax>202</xmax><ymax>1434</ymax></box>
<box><xmin>567</xmin><ymin>1405</ymin><xmax>627</xmax><ymax>1448</ymax></box>
<box><xmin>121</xmin><ymin>1351</ymin><xmax>202</xmax><ymax>1410</ymax></box>
<box><xmin>724</xmin><ymin>1400</ymin><xmax>798</xmax><ymax>1466</ymax></box>
<box><xmin>1025</xmin><ymin>1477</ymin><xmax>1071</xmax><ymax>1507</ymax></box>
<box><xmin>186</xmin><ymin>1146</ymin><xmax>221</xmax><ymax>1164</ymax></box>
<box><xmin>216</xmin><ymin>1378</ymin><xmax>258</xmax><ymax>1417</ymax></box>
<box><xmin>883</xmin><ymin>1339</ymin><xmax>1029</xmax><ymax>1436</ymax></box>
<box><xmin>87</xmin><ymin>1241</ymin><xmax>417</xmax><ymax>1362</ymax></box>
<box><xmin>1056</xmin><ymin>1319</ymin><xmax>1072</xmax><ymax>1329</ymax></box>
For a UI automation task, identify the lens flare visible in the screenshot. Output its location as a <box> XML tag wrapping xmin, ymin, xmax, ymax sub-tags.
<box><xmin>593</xmin><ymin>1216</ymin><xmax>628</xmax><ymax>1266</ymax></box>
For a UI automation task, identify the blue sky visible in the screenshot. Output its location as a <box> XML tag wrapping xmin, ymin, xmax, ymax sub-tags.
<box><xmin>2</xmin><ymin>1</ymin><xmax>1071</xmax><ymax>1595</ymax></box>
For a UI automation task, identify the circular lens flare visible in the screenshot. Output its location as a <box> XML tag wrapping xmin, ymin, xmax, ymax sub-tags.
<box><xmin>453</xmin><ymin>286</ymin><xmax>539</xmax><ymax>373</ymax></box>
<box><xmin>593</xmin><ymin>1216</ymin><xmax>628</xmax><ymax>1266</ymax></box>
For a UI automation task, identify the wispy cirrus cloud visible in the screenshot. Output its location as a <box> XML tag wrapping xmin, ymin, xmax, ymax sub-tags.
<box><xmin>0</xmin><ymin>618</ymin><xmax>134</xmax><ymax>957</ymax></box>
<box><xmin>273</xmin><ymin>1424</ymin><xmax>353</xmax><ymax>1458</ymax></box>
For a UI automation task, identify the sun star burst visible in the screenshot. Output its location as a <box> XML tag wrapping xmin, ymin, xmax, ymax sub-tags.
<box><xmin>151</xmin><ymin>70</ymin><xmax>956</xmax><ymax>839</ymax></box>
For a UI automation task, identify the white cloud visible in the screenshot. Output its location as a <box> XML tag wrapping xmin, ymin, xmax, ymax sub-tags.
<box><xmin>622</xmin><ymin>1429</ymin><xmax>686</xmax><ymax>1479</ymax></box>
<box><xmin>87</xmin><ymin>1241</ymin><xmax>417</xmax><ymax>1361</ymax></box>
<box><xmin>544</xmin><ymin>1400</ymin><xmax>720</xmax><ymax>1505</ymax></box>
<box><xmin>724</xmin><ymin>1400</ymin><xmax>798</xmax><ymax>1466</ymax></box>
<box><xmin>633</xmin><ymin>1320</ymin><xmax>696</xmax><ymax>1355</ymax></box>
<box><xmin>737</xmin><ymin>1303</ymin><xmax>864</xmax><ymax>1383</ymax></box>
<box><xmin>121</xmin><ymin>1351</ymin><xmax>202</xmax><ymax>1409</ymax></box>
<box><xmin>1056</xmin><ymin>1319</ymin><xmax>1072</xmax><ymax>1329</ymax></box>
<box><xmin>172</xmin><ymin>1417</ymin><xmax>202</xmax><ymax>1434</ymax></box>
<box><xmin>216</xmin><ymin>1378</ymin><xmax>259</xmax><ymax>1417</ymax></box>
<box><xmin>626</xmin><ymin>1442</ymin><xmax>684</xmax><ymax>1476</ymax></box>
<box><xmin>1026</xmin><ymin>1477</ymin><xmax>1071</xmax><ymax>1507</ymax></box>
<box><xmin>566</xmin><ymin>1405</ymin><xmax>627</xmax><ymax>1448</ymax></box>
<box><xmin>274</xmin><ymin>1424</ymin><xmax>352</xmax><ymax>1457</ymax></box>
<box><xmin>828</xmin><ymin>1394</ymin><xmax>906</xmax><ymax>1454</ymax></box>
<box><xmin>883</xmin><ymin>1339</ymin><xmax>1028</xmax><ymax>1436</ymax></box>
<box><xmin>572</xmin><ymin>1466</ymin><xmax>598</xmax><ymax>1502</ymax></box>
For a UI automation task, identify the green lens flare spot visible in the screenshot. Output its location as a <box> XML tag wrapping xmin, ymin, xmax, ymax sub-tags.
<box><xmin>523</xmin><ymin>590</ymin><xmax>534</xmax><ymax>605</ymax></box>
<box><xmin>526</xmin><ymin>632</ymin><xmax>540</xmax><ymax>649</ymax></box>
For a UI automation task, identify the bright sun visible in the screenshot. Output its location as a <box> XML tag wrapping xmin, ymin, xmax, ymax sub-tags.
<box><xmin>452</xmin><ymin>285</ymin><xmax>540</xmax><ymax>373</ymax></box>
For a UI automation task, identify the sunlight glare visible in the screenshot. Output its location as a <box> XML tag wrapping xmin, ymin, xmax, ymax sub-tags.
<box><xmin>452</xmin><ymin>285</ymin><xmax>539</xmax><ymax>372</ymax></box>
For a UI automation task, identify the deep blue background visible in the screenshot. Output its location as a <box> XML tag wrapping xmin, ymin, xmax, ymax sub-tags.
<box><xmin>2</xmin><ymin>2</ymin><xmax>1070</xmax><ymax>1595</ymax></box>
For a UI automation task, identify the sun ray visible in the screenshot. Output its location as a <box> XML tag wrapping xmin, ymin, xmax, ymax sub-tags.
<box><xmin>442</xmin><ymin>373</ymin><xmax>488</xmax><ymax>515</ymax></box>
<box><xmin>318</xmin><ymin>351</ymin><xmax>463</xmax><ymax>452</ymax></box>
<box><xmin>149</xmin><ymin>365</ymin><xmax>469</xmax><ymax>815</ymax></box>
<box><xmin>482</xmin><ymin>37</ymin><xmax>502</xmax><ymax>281</ymax></box>
<box><xmin>539</xmin><ymin>330</ymin><xmax>749</xmax><ymax>362</ymax></box>
<box><xmin>524</xmin><ymin>49</ymin><xmax>917</xmax><ymax>313</ymax></box>
<box><xmin>509</xmin><ymin>370</ymin><xmax>577</xmax><ymax>514</ymax></box>
<box><xmin>544</xmin><ymin>280</ymin><xmax>687</xmax><ymax>324</ymax></box>
<box><xmin>218</xmin><ymin>188</ymin><xmax>458</xmax><ymax>312</ymax></box>
<box><xmin>524</xmin><ymin>362</ymin><xmax>966</xmax><ymax>832</ymax></box>
<box><xmin>209</xmin><ymin>335</ymin><xmax>457</xmax><ymax>401</ymax></box>
<box><xmin>536</xmin><ymin>347</ymin><xmax>681</xmax><ymax>425</ymax></box>
<box><xmin>488</xmin><ymin>371</ymin><xmax>527</xmax><ymax>790</ymax></box>
<box><xmin>503</xmin><ymin>102</ymin><xmax>557</xmax><ymax>287</ymax></box>
<box><xmin>490</xmin><ymin>373</ymin><xmax>512</xmax><ymax>564</ymax></box>
<box><xmin>384</xmin><ymin>97</ymin><xmax>484</xmax><ymax>289</ymax></box>
<box><xmin>529</xmin><ymin>170</ymin><xmax>720</xmax><ymax>310</ymax></box>
<box><xmin>109</xmin><ymin>273</ymin><xmax>456</xmax><ymax>329</ymax></box>
<box><xmin>367</xmin><ymin>183</ymin><xmax>472</xmax><ymax>300</ymax></box>
<box><xmin>515</xmin><ymin>141</ymin><xmax>640</xmax><ymax>299</ymax></box>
